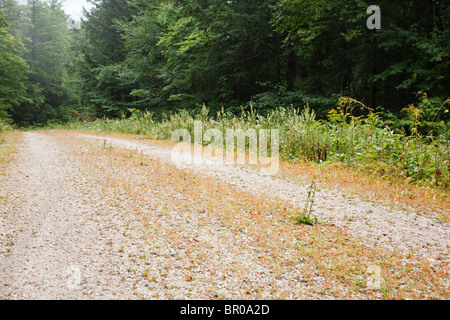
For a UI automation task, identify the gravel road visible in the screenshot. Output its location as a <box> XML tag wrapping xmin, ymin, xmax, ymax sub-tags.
<box><xmin>78</xmin><ymin>133</ymin><xmax>450</xmax><ymax>257</ymax></box>
<box><xmin>0</xmin><ymin>132</ymin><xmax>448</xmax><ymax>299</ymax></box>
<box><xmin>0</xmin><ymin>132</ymin><xmax>138</xmax><ymax>299</ymax></box>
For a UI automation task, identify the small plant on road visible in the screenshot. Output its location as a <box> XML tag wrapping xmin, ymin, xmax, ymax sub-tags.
<box><xmin>297</xmin><ymin>179</ymin><xmax>319</xmax><ymax>226</ymax></box>
<box><xmin>102</xmin><ymin>138</ymin><xmax>114</xmax><ymax>151</ymax></box>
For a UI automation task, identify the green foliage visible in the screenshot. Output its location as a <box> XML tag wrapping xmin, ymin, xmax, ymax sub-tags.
<box><xmin>272</xmin><ymin>0</ymin><xmax>449</xmax><ymax>112</ymax></box>
<box><xmin>296</xmin><ymin>179</ymin><xmax>319</xmax><ymax>226</ymax></box>
<box><xmin>0</xmin><ymin>0</ymin><xmax>75</xmax><ymax>125</ymax></box>
<box><xmin>110</xmin><ymin>0</ymin><xmax>449</xmax><ymax>120</ymax></box>
<box><xmin>0</xmin><ymin>8</ymin><xmax>29</xmax><ymax>122</ymax></box>
<box><xmin>250</xmin><ymin>83</ymin><xmax>341</xmax><ymax>119</ymax></box>
<box><xmin>119</xmin><ymin>0</ymin><xmax>282</xmax><ymax>112</ymax></box>
<box><xmin>2</xmin><ymin>0</ymin><xmax>449</xmax><ymax>137</ymax></box>
<box><xmin>24</xmin><ymin>1</ymin><xmax>72</xmax><ymax>109</ymax></box>
<box><xmin>75</xmin><ymin>0</ymin><xmax>133</xmax><ymax>117</ymax></box>
<box><xmin>0</xmin><ymin>117</ymin><xmax>13</xmax><ymax>133</ymax></box>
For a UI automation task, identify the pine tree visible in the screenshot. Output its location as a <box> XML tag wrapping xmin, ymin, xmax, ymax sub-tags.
<box><xmin>0</xmin><ymin>7</ymin><xmax>30</xmax><ymax>122</ymax></box>
<box><xmin>78</xmin><ymin>0</ymin><xmax>133</xmax><ymax>116</ymax></box>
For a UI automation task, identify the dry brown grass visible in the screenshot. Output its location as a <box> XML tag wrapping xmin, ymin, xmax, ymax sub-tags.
<box><xmin>46</xmin><ymin>131</ymin><xmax>450</xmax><ymax>299</ymax></box>
<box><xmin>278</xmin><ymin>160</ymin><xmax>449</xmax><ymax>223</ymax></box>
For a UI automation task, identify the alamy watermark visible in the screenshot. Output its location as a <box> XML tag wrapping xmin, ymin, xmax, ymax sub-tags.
<box><xmin>171</xmin><ymin>121</ymin><xmax>280</xmax><ymax>175</ymax></box>
<box><xmin>367</xmin><ymin>5</ymin><xmax>381</xmax><ymax>30</ymax></box>
<box><xmin>65</xmin><ymin>265</ymin><xmax>82</xmax><ymax>290</ymax></box>
<box><xmin>366</xmin><ymin>265</ymin><xmax>382</xmax><ymax>290</ymax></box>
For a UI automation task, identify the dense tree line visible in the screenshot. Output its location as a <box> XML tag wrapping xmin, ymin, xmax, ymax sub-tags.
<box><xmin>0</xmin><ymin>0</ymin><xmax>449</xmax><ymax>125</ymax></box>
<box><xmin>1</xmin><ymin>0</ymin><xmax>73</xmax><ymax>124</ymax></box>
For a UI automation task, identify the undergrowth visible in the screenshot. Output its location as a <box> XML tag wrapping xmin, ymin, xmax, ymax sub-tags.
<box><xmin>0</xmin><ymin>118</ymin><xmax>13</xmax><ymax>136</ymax></box>
<box><xmin>296</xmin><ymin>179</ymin><xmax>319</xmax><ymax>226</ymax></box>
<box><xmin>48</xmin><ymin>95</ymin><xmax>449</xmax><ymax>190</ymax></box>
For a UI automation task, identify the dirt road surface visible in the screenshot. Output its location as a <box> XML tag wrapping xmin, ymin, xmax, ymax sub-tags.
<box><xmin>0</xmin><ymin>131</ymin><xmax>448</xmax><ymax>299</ymax></box>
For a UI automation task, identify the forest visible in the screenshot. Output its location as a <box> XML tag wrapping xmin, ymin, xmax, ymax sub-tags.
<box><xmin>0</xmin><ymin>0</ymin><xmax>449</xmax><ymax>187</ymax></box>
<box><xmin>1</xmin><ymin>1</ymin><xmax>450</xmax><ymax>301</ymax></box>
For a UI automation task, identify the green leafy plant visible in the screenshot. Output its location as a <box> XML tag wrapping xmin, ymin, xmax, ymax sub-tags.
<box><xmin>102</xmin><ymin>138</ymin><xmax>114</xmax><ymax>151</ymax></box>
<box><xmin>297</xmin><ymin>179</ymin><xmax>319</xmax><ymax>226</ymax></box>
